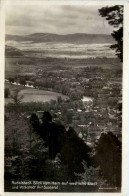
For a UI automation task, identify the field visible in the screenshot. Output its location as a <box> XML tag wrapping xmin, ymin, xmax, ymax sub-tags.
<box><xmin>5</xmin><ymin>83</ymin><xmax>69</xmax><ymax>104</ymax></box>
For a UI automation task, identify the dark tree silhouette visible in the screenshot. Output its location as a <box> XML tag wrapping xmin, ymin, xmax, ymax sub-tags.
<box><xmin>5</xmin><ymin>88</ymin><xmax>10</xmax><ymax>98</ymax></box>
<box><xmin>94</xmin><ymin>132</ymin><xmax>121</xmax><ymax>187</ymax></box>
<box><xmin>60</xmin><ymin>127</ymin><xmax>91</xmax><ymax>181</ymax></box>
<box><xmin>30</xmin><ymin>111</ymin><xmax>66</xmax><ymax>159</ymax></box>
<box><xmin>99</xmin><ymin>5</ymin><xmax>123</xmax><ymax>61</ymax></box>
<box><xmin>8</xmin><ymin>77</ymin><xmax>14</xmax><ymax>83</ymax></box>
<box><xmin>30</xmin><ymin>113</ymin><xmax>40</xmax><ymax>130</ymax></box>
<box><xmin>19</xmin><ymin>77</ymin><xmax>26</xmax><ymax>86</ymax></box>
<box><xmin>30</xmin><ymin>111</ymin><xmax>91</xmax><ymax>181</ymax></box>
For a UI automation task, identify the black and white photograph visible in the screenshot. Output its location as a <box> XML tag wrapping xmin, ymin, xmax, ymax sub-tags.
<box><xmin>4</xmin><ymin>1</ymin><xmax>124</xmax><ymax>193</ymax></box>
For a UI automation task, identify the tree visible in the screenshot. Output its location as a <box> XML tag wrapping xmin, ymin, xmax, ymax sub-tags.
<box><xmin>8</xmin><ymin>77</ymin><xmax>14</xmax><ymax>83</ymax></box>
<box><xmin>99</xmin><ymin>6</ymin><xmax>123</xmax><ymax>61</ymax></box>
<box><xmin>30</xmin><ymin>113</ymin><xmax>40</xmax><ymax>130</ymax></box>
<box><xmin>30</xmin><ymin>111</ymin><xmax>66</xmax><ymax>159</ymax></box>
<box><xmin>5</xmin><ymin>88</ymin><xmax>10</xmax><ymax>98</ymax></box>
<box><xmin>30</xmin><ymin>112</ymin><xmax>91</xmax><ymax>181</ymax></box>
<box><xmin>94</xmin><ymin>132</ymin><xmax>121</xmax><ymax>187</ymax></box>
<box><xmin>10</xmin><ymin>88</ymin><xmax>24</xmax><ymax>104</ymax></box>
<box><xmin>19</xmin><ymin>77</ymin><xmax>26</xmax><ymax>86</ymax></box>
<box><xmin>60</xmin><ymin>127</ymin><xmax>91</xmax><ymax>181</ymax></box>
<box><xmin>107</xmin><ymin>97</ymin><xmax>118</xmax><ymax>108</ymax></box>
<box><xmin>70</xmin><ymin>92</ymin><xmax>77</xmax><ymax>100</ymax></box>
<box><xmin>57</xmin><ymin>96</ymin><xmax>62</xmax><ymax>103</ymax></box>
<box><xmin>65</xmin><ymin>111</ymin><xmax>73</xmax><ymax>124</ymax></box>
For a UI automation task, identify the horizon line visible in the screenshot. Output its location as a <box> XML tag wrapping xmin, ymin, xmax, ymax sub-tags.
<box><xmin>6</xmin><ymin>32</ymin><xmax>111</xmax><ymax>36</ymax></box>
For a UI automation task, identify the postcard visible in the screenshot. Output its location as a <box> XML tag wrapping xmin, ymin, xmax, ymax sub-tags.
<box><xmin>0</xmin><ymin>0</ymin><xmax>128</xmax><ymax>195</ymax></box>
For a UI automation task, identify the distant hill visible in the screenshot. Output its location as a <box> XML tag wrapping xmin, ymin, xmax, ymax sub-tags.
<box><xmin>5</xmin><ymin>45</ymin><xmax>23</xmax><ymax>57</ymax></box>
<box><xmin>6</xmin><ymin>33</ymin><xmax>115</xmax><ymax>44</ymax></box>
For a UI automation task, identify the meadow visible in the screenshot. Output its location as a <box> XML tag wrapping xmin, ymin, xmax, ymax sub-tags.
<box><xmin>5</xmin><ymin>83</ymin><xmax>69</xmax><ymax>104</ymax></box>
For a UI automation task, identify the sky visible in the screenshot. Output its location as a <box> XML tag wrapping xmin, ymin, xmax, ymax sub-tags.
<box><xmin>6</xmin><ymin>5</ymin><xmax>114</xmax><ymax>35</ymax></box>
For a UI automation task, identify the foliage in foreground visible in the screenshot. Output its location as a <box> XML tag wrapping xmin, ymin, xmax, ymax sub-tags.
<box><xmin>5</xmin><ymin>104</ymin><xmax>121</xmax><ymax>188</ymax></box>
<box><xmin>99</xmin><ymin>5</ymin><xmax>123</xmax><ymax>61</ymax></box>
<box><xmin>29</xmin><ymin>112</ymin><xmax>92</xmax><ymax>182</ymax></box>
<box><xmin>5</xmin><ymin>111</ymin><xmax>92</xmax><ymax>182</ymax></box>
<box><xmin>94</xmin><ymin>132</ymin><xmax>121</xmax><ymax>187</ymax></box>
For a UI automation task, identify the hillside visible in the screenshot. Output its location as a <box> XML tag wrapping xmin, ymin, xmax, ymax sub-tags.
<box><xmin>5</xmin><ymin>45</ymin><xmax>23</xmax><ymax>57</ymax></box>
<box><xmin>6</xmin><ymin>33</ymin><xmax>115</xmax><ymax>44</ymax></box>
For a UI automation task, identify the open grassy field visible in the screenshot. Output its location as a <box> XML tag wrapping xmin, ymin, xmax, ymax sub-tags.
<box><xmin>5</xmin><ymin>83</ymin><xmax>69</xmax><ymax>104</ymax></box>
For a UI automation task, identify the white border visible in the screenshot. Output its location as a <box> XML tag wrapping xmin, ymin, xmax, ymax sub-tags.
<box><xmin>1</xmin><ymin>0</ymin><xmax>128</xmax><ymax>195</ymax></box>
<box><xmin>0</xmin><ymin>0</ymin><xmax>5</xmax><ymax>194</ymax></box>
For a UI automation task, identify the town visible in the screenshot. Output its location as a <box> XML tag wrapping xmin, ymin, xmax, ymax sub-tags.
<box><xmin>5</xmin><ymin>56</ymin><xmax>122</xmax><ymax>147</ymax></box>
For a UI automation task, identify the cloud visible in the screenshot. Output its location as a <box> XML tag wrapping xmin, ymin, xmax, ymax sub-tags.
<box><xmin>6</xmin><ymin>5</ymin><xmax>114</xmax><ymax>35</ymax></box>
